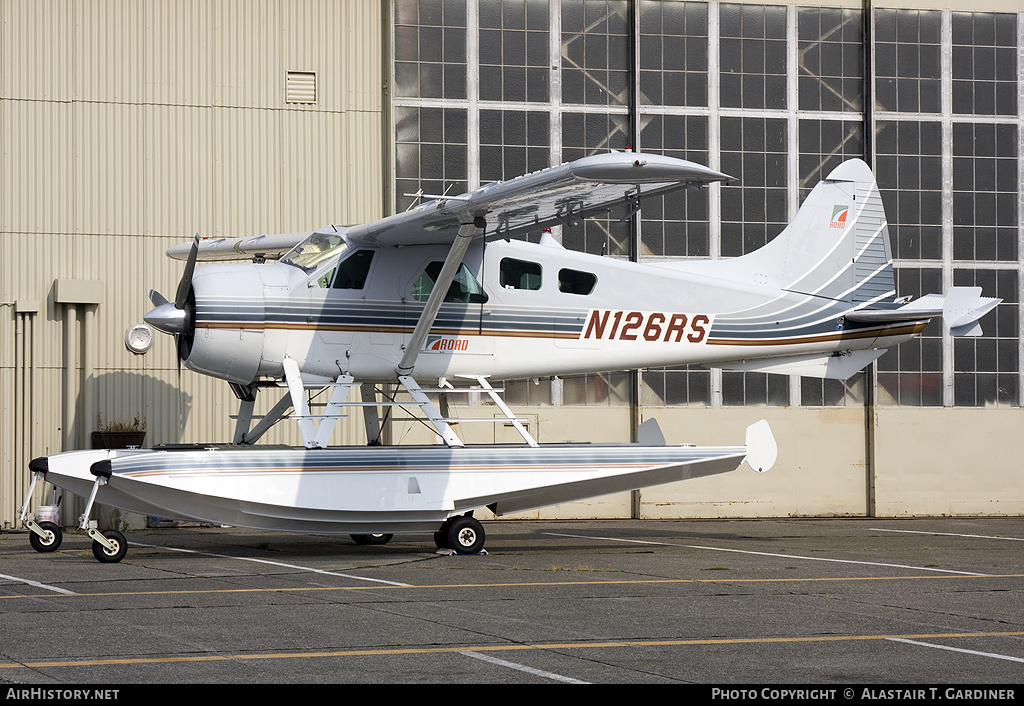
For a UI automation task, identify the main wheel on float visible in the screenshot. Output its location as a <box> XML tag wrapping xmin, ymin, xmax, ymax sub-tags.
<box><xmin>351</xmin><ymin>533</ymin><xmax>393</xmax><ymax>545</ymax></box>
<box><xmin>446</xmin><ymin>516</ymin><xmax>485</xmax><ymax>554</ymax></box>
<box><xmin>91</xmin><ymin>529</ymin><xmax>128</xmax><ymax>563</ymax></box>
<box><xmin>29</xmin><ymin>521</ymin><xmax>62</xmax><ymax>553</ymax></box>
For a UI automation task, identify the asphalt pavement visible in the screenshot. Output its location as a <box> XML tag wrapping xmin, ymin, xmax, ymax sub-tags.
<box><xmin>2</xmin><ymin>517</ymin><xmax>1023</xmax><ymax>687</ymax></box>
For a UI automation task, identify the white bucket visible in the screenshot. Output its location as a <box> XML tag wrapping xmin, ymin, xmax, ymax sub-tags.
<box><xmin>37</xmin><ymin>505</ymin><xmax>60</xmax><ymax>525</ymax></box>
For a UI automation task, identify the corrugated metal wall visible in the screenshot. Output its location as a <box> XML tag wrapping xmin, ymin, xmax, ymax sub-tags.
<box><xmin>0</xmin><ymin>0</ymin><xmax>384</xmax><ymax>527</ymax></box>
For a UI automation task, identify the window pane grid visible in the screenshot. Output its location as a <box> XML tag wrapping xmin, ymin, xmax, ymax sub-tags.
<box><xmin>720</xmin><ymin>116</ymin><xmax>789</xmax><ymax>258</ymax></box>
<box><xmin>952</xmin><ymin>268</ymin><xmax>1019</xmax><ymax>407</ymax></box>
<box><xmin>638</xmin><ymin>114</ymin><xmax>711</xmax><ymax>257</ymax></box>
<box><xmin>479</xmin><ymin>109</ymin><xmax>551</xmax><ymax>183</ymax></box>
<box><xmin>797</xmin><ymin>7</ymin><xmax>864</xmax><ymax>113</ymax></box>
<box><xmin>394</xmin><ymin>0</ymin><xmax>468</xmax><ymax>100</ymax></box>
<box><xmin>801</xmin><ymin>373</ymin><xmax>866</xmax><ymax>407</ymax></box>
<box><xmin>561</xmin><ymin>0</ymin><xmax>631</xmax><ymax>107</ymax></box>
<box><xmin>393</xmin><ymin>2</ymin><xmax>1024</xmax><ymax>410</ymax></box>
<box><xmin>394</xmin><ymin>106</ymin><xmax>468</xmax><ymax>213</ymax></box>
<box><xmin>722</xmin><ymin>372</ymin><xmax>790</xmax><ymax>407</ymax></box>
<box><xmin>874</xmin><ymin>8</ymin><xmax>942</xmax><ymax>113</ymax></box>
<box><xmin>875</xmin><ymin>120</ymin><xmax>943</xmax><ymax>261</ymax></box>
<box><xmin>719</xmin><ymin>3</ymin><xmax>788</xmax><ymax>110</ymax></box>
<box><xmin>876</xmin><ymin>267</ymin><xmax>944</xmax><ymax>406</ymax></box>
<box><xmin>951</xmin><ymin>12</ymin><xmax>1017</xmax><ymax>116</ymax></box>
<box><xmin>952</xmin><ymin>122</ymin><xmax>1018</xmax><ymax>262</ymax></box>
<box><xmin>560</xmin><ymin>112</ymin><xmax>633</xmax><ymax>257</ymax></box>
<box><xmin>638</xmin><ymin>0</ymin><xmax>709</xmax><ymax>107</ymax></box>
<box><xmin>798</xmin><ymin>119</ymin><xmax>864</xmax><ymax>203</ymax></box>
<box><xmin>642</xmin><ymin>366</ymin><xmax>711</xmax><ymax>407</ymax></box>
<box><xmin>480</xmin><ymin>0</ymin><xmax>551</xmax><ymax>103</ymax></box>
<box><xmin>562</xmin><ymin>372</ymin><xmax>631</xmax><ymax>406</ymax></box>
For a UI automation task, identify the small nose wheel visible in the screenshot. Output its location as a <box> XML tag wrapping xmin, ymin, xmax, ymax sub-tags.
<box><xmin>91</xmin><ymin>529</ymin><xmax>127</xmax><ymax>563</ymax></box>
<box><xmin>28</xmin><ymin>521</ymin><xmax>62</xmax><ymax>553</ymax></box>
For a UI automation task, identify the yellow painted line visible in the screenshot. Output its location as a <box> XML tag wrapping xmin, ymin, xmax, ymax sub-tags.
<box><xmin>3</xmin><ymin>573</ymin><xmax>1024</xmax><ymax>601</ymax></box>
<box><xmin>3</xmin><ymin>631</ymin><xmax>1024</xmax><ymax>670</ymax></box>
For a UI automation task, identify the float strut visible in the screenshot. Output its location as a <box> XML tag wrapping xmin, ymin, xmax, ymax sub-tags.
<box><xmin>81</xmin><ymin>460</ymin><xmax>117</xmax><ymax>551</ymax></box>
<box><xmin>17</xmin><ymin>468</ymin><xmax>51</xmax><ymax>542</ymax></box>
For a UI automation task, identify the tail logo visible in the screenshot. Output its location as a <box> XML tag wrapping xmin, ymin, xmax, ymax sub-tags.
<box><xmin>829</xmin><ymin>205</ymin><xmax>849</xmax><ymax>229</ymax></box>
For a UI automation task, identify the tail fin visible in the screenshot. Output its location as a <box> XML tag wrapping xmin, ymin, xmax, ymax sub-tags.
<box><xmin>742</xmin><ymin>159</ymin><xmax>895</xmax><ymax>304</ymax></box>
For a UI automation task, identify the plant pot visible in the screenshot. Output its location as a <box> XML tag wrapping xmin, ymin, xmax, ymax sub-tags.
<box><xmin>92</xmin><ymin>431</ymin><xmax>146</xmax><ymax>449</ymax></box>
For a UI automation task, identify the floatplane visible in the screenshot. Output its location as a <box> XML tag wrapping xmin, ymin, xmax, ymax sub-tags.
<box><xmin>20</xmin><ymin>153</ymin><xmax>997</xmax><ymax>562</ymax></box>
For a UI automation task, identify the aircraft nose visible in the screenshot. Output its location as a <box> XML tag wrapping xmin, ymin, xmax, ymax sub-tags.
<box><xmin>144</xmin><ymin>302</ymin><xmax>189</xmax><ymax>335</ymax></box>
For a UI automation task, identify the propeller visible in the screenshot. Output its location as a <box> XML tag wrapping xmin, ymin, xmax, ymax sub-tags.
<box><xmin>145</xmin><ymin>233</ymin><xmax>199</xmax><ymax>339</ymax></box>
<box><xmin>144</xmin><ymin>233</ymin><xmax>200</xmax><ymax>426</ymax></box>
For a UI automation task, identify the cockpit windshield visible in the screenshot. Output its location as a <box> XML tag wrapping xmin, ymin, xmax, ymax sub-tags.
<box><xmin>279</xmin><ymin>231</ymin><xmax>349</xmax><ymax>272</ymax></box>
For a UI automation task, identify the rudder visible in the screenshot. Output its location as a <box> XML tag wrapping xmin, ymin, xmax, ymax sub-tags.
<box><xmin>774</xmin><ymin>159</ymin><xmax>894</xmax><ymax>304</ymax></box>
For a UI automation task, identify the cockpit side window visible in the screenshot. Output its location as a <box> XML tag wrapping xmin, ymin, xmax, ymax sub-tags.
<box><xmin>412</xmin><ymin>261</ymin><xmax>489</xmax><ymax>303</ymax></box>
<box><xmin>499</xmin><ymin>258</ymin><xmax>542</xmax><ymax>290</ymax></box>
<box><xmin>332</xmin><ymin>250</ymin><xmax>375</xmax><ymax>289</ymax></box>
<box><xmin>558</xmin><ymin>268</ymin><xmax>597</xmax><ymax>295</ymax></box>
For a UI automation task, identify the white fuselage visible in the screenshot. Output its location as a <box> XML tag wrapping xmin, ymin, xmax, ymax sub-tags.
<box><xmin>181</xmin><ymin>237</ymin><xmax>919</xmax><ymax>386</ymax></box>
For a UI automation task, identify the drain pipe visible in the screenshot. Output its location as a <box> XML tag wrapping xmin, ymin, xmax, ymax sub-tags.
<box><xmin>862</xmin><ymin>0</ymin><xmax>877</xmax><ymax>517</ymax></box>
<box><xmin>55</xmin><ymin>280</ymin><xmax>104</xmax><ymax>451</ymax></box>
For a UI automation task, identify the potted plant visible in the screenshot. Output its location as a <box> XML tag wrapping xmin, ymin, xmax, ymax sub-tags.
<box><xmin>92</xmin><ymin>414</ymin><xmax>147</xmax><ymax>449</ymax></box>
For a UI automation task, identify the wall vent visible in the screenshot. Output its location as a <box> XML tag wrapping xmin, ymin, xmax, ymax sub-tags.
<box><xmin>286</xmin><ymin>71</ymin><xmax>316</xmax><ymax>104</ymax></box>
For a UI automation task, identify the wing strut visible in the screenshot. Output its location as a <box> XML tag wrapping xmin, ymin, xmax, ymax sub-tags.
<box><xmin>397</xmin><ymin>218</ymin><xmax>484</xmax><ymax>376</ymax></box>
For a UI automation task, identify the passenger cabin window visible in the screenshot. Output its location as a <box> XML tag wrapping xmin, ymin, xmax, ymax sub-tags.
<box><xmin>499</xmin><ymin>258</ymin><xmax>542</xmax><ymax>290</ymax></box>
<box><xmin>558</xmin><ymin>268</ymin><xmax>597</xmax><ymax>295</ymax></box>
<box><xmin>411</xmin><ymin>261</ymin><xmax>489</xmax><ymax>303</ymax></box>
<box><xmin>332</xmin><ymin>249</ymin><xmax>375</xmax><ymax>289</ymax></box>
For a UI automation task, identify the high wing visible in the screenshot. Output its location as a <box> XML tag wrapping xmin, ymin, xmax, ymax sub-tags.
<box><xmin>167</xmin><ymin>151</ymin><xmax>730</xmax><ymax>261</ymax></box>
<box><xmin>347</xmin><ymin>151</ymin><xmax>731</xmax><ymax>246</ymax></box>
<box><xmin>383</xmin><ymin>152</ymin><xmax>728</xmax><ymax>377</ymax></box>
<box><xmin>166</xmin><ymin>231</ymin><xmax>316</xmax><ymax>261</ymax></box>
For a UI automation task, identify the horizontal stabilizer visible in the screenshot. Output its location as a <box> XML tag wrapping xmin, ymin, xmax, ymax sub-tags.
<box><xmin>943</xmin><ymin>286</ymin><xmax>1000</xmax><ymax>337</ymax></box>
<box><xmin>847</xmin><ymin>287</ymin><xmax>1000</xmax><ymax>337</ymax></box>
<box><xmin>715</xmin><ymin>349</ymin><xmax>886</xmax><ymax>380</ymax></box>
<box><xmin>845</xmin><ymin>294</ymin><xmax>944</xmax><ymax>323</ymax></box>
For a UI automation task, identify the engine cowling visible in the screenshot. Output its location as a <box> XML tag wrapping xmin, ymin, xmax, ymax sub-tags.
<box><xmin>181</xmin><ymin>263</ymin><xmax>269</xmax><ymax>385</ymax></box>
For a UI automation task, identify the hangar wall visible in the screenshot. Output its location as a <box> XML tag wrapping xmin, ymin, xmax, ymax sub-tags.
<box><xmin>0</xmin><ymin>0</ymin><xmax>384</xmax><ymax>526</ymax></box>
<box><xmin>387</xmin><ymin>404</ymin><xmax>1024</xmax><ymax>519</ymax></box>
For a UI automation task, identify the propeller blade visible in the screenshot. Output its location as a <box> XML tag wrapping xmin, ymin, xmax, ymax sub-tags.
<box><xmin>144</xmin><ymin>235</ymin><xmax>198</xmax><ymax>431</ymax></box>
<box><xmin>175</xmin><ymin>233</ymin><xmax>200</xmax><ymax>310</ymax></box>
<box><xmin>176</xmin><ymin>335</ymin><xmax>184</xmax><ymax>429</ymax></box>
